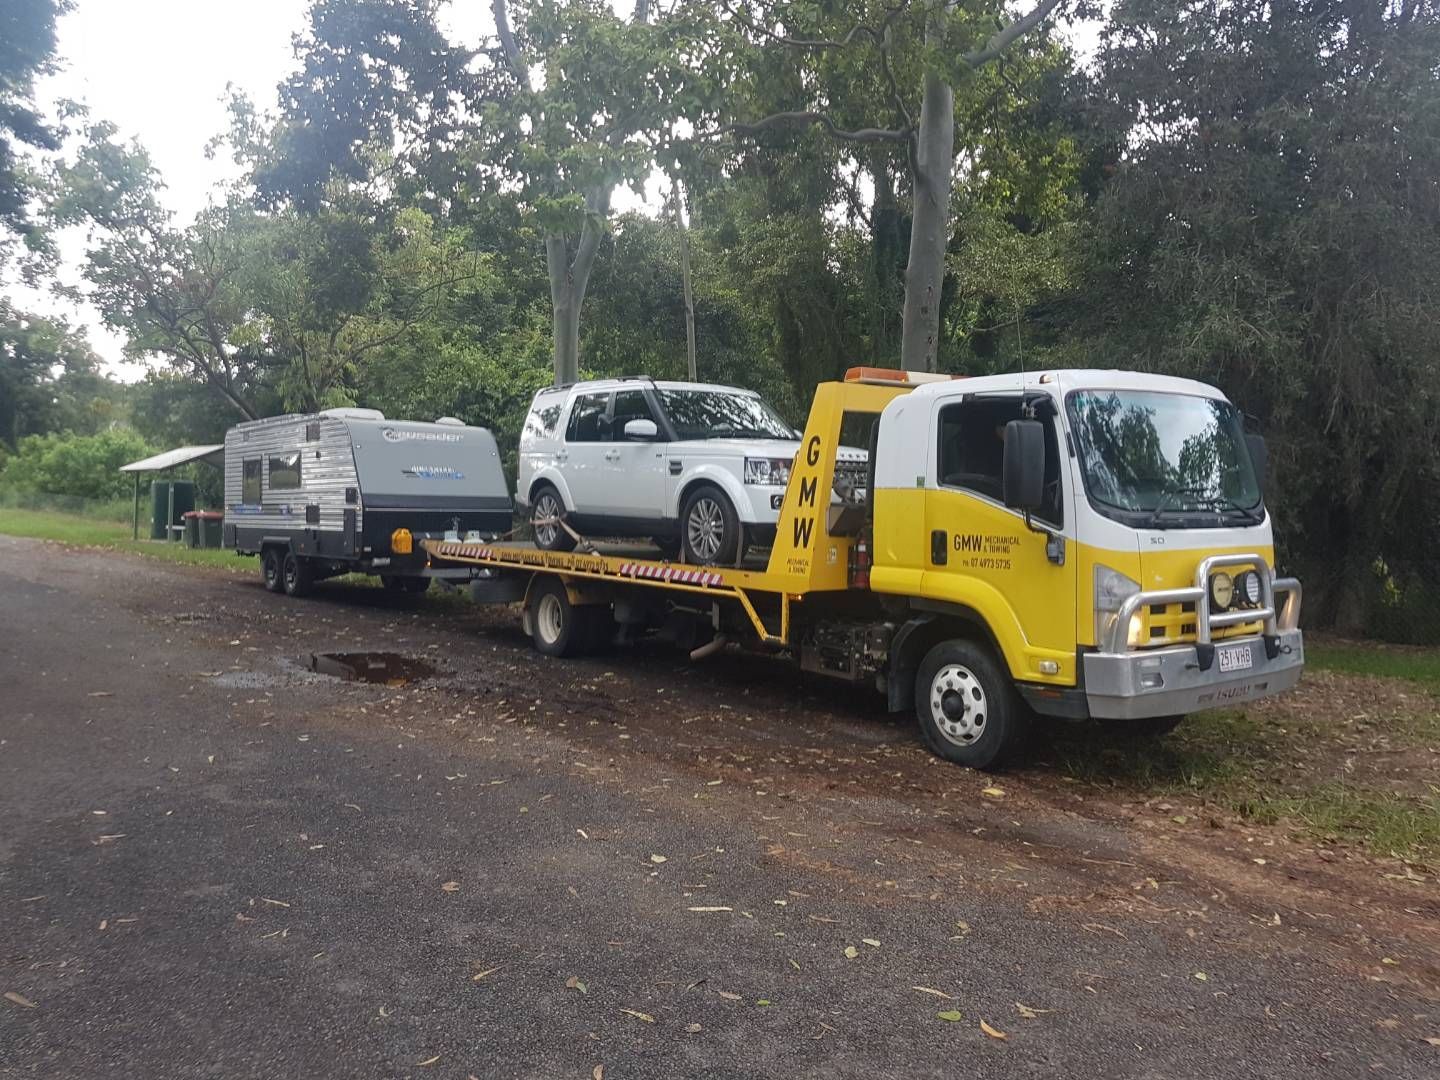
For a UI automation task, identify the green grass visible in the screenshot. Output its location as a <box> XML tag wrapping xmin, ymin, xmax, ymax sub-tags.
<box><xmin>0</xmin><ymin>507</ymin><xmax>254</xmax><ymax>571</ymax></box>
<box><xmin>1307</xmin><ymin>643</ymin><xmax>1440</xmax><ymax>690</ymax></box>
<box><xmin>1231</xmin><ymin>786</ymin><xmax>1440</xmax><ymax>860</ymax></box>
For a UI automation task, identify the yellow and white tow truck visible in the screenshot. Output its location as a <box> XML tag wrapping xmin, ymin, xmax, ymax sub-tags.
<box><xmin>425</xmin><ymin>367</ymin><xmax>1303</xmax><ymax>769</ymax></box>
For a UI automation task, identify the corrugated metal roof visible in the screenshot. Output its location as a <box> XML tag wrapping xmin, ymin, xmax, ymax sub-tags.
<box><xmin>119</xmin><ymin>445</ymin><xmax>224</xmax><ymax>473</ymax></box>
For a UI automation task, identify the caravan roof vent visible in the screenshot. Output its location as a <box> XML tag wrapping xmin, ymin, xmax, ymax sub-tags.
<box><xmin>321</xmin><ymin>407</ymin><xmax>386</xmax><ymax>421</ymax></box>
<box><xmin>435</xmin><ymin>416</ymin><xmax>465</xmax><ymax>426</ymax></box>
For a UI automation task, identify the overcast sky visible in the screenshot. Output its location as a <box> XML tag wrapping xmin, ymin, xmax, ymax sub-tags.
<box><xmin>9</xmin><ymin>1</ymin><xmax>1097</xmax><ymax>378</ymax></box>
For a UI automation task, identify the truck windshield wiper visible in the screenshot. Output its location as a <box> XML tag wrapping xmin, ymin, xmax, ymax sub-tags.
<box><xmin>1149</xmin><ymin>487</ymin><xmax>1258</xmax><ymax>527</ymax></box>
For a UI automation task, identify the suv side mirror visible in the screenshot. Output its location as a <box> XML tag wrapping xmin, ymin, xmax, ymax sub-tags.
<box><xmin>1245</xmin><ymin>433</ymin><xmax>1268</xmax><ymax>496</ymax></box>
<box><xmin>1002</xmin><ymin>419</ymin><xmax>1045</xmax><ymax>511</ymax></box>
<box><xmin>623</xmin><ymin>418</ymin><xmax>658</xmax><ymax>441</ymax></box>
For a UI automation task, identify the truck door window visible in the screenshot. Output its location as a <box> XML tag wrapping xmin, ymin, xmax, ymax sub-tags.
<box><xmin>242</xmin><ymin>458</ymin><xmax>262</xmax><ymax>504</ymax></box>
<box><xmin>609</xmin><ymin>390</ymin><xmax>657</xmax><ymax>441</ymax></box>
<box><xmin>937</xmin><ymin>401</ymin><xmax>1063</xmax><ymax>527</ymax></box>
<box><xmin>565</xmin><ymin>392</ymin><xmax>610</xmax><ymax>442</ymax></box>
<box><xmin>268</xmin><ymin>452</ymin><xmax>302</xmax><ymax>491</ymax></box>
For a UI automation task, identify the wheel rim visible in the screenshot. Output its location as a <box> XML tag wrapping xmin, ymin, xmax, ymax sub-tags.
<box><xmin>927</xmin><ymin>663</ymin><xmax>988</xmax><ymax>746</ymax></box>
<box><xmin>284</xmin><ymin>558</ymin><xmax>297</xmax><ymax>590</ymax></box>
<box><xmin>686</xmin><ymin>497</ymin><xmax>725</xmax><ymax>562</ymax></box>
<box><xmin>534</xmin><ymin>492</ymin><xmax>560</xmax><ymax>547</ymax></box>
<box><xmin>263</xmin><ymin>556</ymin><xmax>278</xmax><ymax>587</ymax></box>
<box><xmin>536</xmin><ymin>592</ymin><xmax>564</xmax><ymax>645</ymax></box>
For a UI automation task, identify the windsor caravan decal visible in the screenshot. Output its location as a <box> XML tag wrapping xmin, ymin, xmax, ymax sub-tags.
<box><xmin>382</xmin><ymin>427</ymin><xmax>464</xmax><ymax>443</ymax></box>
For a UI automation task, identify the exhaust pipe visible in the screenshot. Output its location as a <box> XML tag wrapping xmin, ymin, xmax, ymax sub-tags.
<box><xmin>689</xmin><ymin>634</ymin><xmax>729</xmax><ymax>661</ymax></box>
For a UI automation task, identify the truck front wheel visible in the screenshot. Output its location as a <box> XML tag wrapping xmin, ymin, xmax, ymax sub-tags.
<box><xmin>914</xmin><ymin>640</ymin><xmax>1028</xmax><ymax>770</ymax></box>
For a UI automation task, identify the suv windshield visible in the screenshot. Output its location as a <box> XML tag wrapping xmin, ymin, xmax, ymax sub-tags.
<box><xmin>1066</xmin><ymin>389</ymin><xmax>1263</xmax><ymax>527</ymax></box>
<box><xmin>658</xmin><ymin>389</ymin><xmax>797</xmax><ymax>441</ymax></box>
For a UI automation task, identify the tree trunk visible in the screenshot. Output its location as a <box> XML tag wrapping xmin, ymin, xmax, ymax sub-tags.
<box><xmin>899</xmin><ymin>70</ymin><xmax>954</xmax><ymax>372</ymax></box>
<box><xmin>868</xmin><ymin>152</ymin><xmax>904</xmax><ymax>363</ymax></box>
<box><xmin>545</xmin><ymin>186</ymin><xmax>610</xmax><ymax>385</ymax></box>
<box><xmin>551</xmin><ymin>292</ymin><xmax>582</xmax><ymax>385</ymax></box>
<box><xmin>672</xmin><ymin>178</ymin><xmax>697</xmax><ymax>380</ymax></box>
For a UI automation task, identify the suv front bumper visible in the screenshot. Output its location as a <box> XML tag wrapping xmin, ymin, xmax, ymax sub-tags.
<box><xmin>1083</xmin><ymin>628</ymin><xmax>1304</xmax><ymax>719</ymax></box>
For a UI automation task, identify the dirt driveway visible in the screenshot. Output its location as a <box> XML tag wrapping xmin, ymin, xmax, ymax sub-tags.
<box><xmin>1</xmin><ymin>535</ymin><xmax>1435</xmax><ymax>1078</ymax></box>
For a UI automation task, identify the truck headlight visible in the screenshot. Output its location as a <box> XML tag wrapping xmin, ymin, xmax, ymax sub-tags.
<box><xmin>744</xmin><ymin>457</ymin><xmax>791</xmax><ymax>486</ymax></box>
<box><xmin>1234</xmin><ymin>568</ymin><xmax>1263</xmax><ymax>607</ymax></box>
<box><xmin>1209</xmin><ymin>571</ymin><xmax>1235</xmax><ymax>611</ymax></box>
<box><xmin>1095</xmin><ymin>564</ymin><xmax>1142</xmax><ymax>649</ymax></box>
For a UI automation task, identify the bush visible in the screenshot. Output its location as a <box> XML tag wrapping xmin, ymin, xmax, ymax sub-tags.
<box><xmin>0</xmin><ymin>430</ymin><xmax>155</xmax><ymax>501</ymax></box>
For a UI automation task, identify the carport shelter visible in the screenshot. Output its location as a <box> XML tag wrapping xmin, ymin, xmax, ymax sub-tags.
<box><xmin>119</xmin><ymin>445</ymin><xmax>224</xmax><ymax>541</ymax></box>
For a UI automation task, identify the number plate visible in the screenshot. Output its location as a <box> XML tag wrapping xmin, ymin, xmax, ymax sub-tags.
<box><xmin>1218</xmin><ymin>644</ymin><xmax>1254</xmax><ymax>673</ymax></box>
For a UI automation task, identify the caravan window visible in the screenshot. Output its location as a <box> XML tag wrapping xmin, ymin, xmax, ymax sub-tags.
<box><xmin>268</xmin><ymin>452</ymin><xmax>302</xmax><ymax>491</ymax></box>
<box><xmin>242</xmin><ymin>459</ymin><xmax>262</xmax><ymax>504</ymax></box>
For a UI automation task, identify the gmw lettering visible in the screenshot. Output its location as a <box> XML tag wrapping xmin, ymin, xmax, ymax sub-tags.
<box><xmin>790</xmin><ymin>434</ymin><xmax>824</xmax><ymax>550</ymax></box>
<box><xmin>954</xmin><ymin>533</ymin><xmax>984</xmax><ymax>552</ymax></box>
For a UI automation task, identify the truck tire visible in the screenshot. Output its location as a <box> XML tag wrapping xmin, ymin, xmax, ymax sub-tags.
<box><xmin>681</xmin><ymin>484</ymin><xmax>740</xmax><ymax>566</ymax></box>
<box><xmin>282</xmin><ymin>552</ymin><xmax>314</xmax><ymax>598</ymax></box>
<box><xmin>401</xmin><ymin>575</ymin><xmax>431</xmax><ymax>594</ymax></box>
<box><xmin>531</xmin><ymin>485</ymin><xmax>577</xmax><ymax>552</ymax></box>
<box><xmin>528</xmin><ymin>577</ymin><xmax>587</xmax><ymax>658</ymax></box>
<box><xmin>914</xmin><ymin>639</ymin><xmax>1029</xmax><ymax>770</ymax></box>
<box><xmin>261</xmin><ymin>548</ymin><xmax>284</xmax><ymax>593</ymax></box>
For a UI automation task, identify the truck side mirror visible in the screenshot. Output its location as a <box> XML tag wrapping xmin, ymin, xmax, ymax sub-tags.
<box><xmin>623</xmin><ymin>418</ymin><xmax>658</xmax><ymax>441</ymax></box>
<box><xmin>1002</xmin><ymin>419</ymin><xmax>1045</xmax><ymax>511</ymax></box>
<box><xmin>1245</xmin><ymin>433</ymin><xmax>1268</xmax><ymax>496</ymax></box>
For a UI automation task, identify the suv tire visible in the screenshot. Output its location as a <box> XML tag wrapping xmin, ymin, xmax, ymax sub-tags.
<box><xmin>914</xmin><ymin>639</ymin><xmax>1029</xmax><ymax>770</ymax></box>
<box><xmin>531</xmin><ymin>484</ymin><xmax>576</xmax><ymax>552</ymax></box>
<box><xmin>680</xmin><ymin>484</ymin><xmax>740</xmax><ymax>566</ymax></box>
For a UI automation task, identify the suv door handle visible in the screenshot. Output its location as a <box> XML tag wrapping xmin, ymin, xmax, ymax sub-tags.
<box><xmin>604</xmin><ymin>450</ymin><xmax>619</xmax><ymax>462</ymax></box>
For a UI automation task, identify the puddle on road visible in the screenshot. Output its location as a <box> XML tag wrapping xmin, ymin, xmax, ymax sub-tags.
<box><xmin>308</xmin><ymin>652</ymin><xmax>435</xmax><ymax>687</ymax></box>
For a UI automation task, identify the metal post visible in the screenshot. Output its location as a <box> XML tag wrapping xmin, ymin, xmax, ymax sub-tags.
<box><xmin>132</xmin><ymin>473</ymin><xmax>140</xmax><ymax>541</ymax></box>
<box><xmin>167</xmin><ymin>478</ymin><xmax>175</xmax><ymax>543</ymax></box>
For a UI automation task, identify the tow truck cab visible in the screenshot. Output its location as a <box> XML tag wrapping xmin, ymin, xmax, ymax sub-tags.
<box><xmin>868</xmin><ymin>369</ymin><xmax>1303</xmax><ymax>730</ymax></box>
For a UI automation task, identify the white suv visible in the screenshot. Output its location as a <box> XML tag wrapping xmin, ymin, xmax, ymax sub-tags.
<box><xmin>516</xmin><ymin>377</ymin><xmax>866</xmax><ymax>565</ymax></box>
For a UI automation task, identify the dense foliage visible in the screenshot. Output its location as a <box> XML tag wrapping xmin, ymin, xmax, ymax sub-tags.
<box><xmin>4</xmin><ymin>0</ymin><xmax>1439</xmax><ymax>638</ymax></box>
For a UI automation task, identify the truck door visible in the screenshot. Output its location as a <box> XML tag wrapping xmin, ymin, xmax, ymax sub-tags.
<box><xmin>922</xmin><ymin>394</ymin><xmax>1078</xmax><ymax>681</ymax></box>
<box><xmin>602</xmin><ymin>389</ymin><xmax>668</xmax><ymax>519</ymax></box>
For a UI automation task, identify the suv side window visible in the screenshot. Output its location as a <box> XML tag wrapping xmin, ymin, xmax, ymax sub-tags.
<box><xmin>565</xmin><ymin>392</ymin><xmax>610</xmax><ymax>442</ymax></box>
<box><xmin>937</xmin><ymin>400</ymin><xmax>1063</xmax><ymax>527</ymax></box>
<box><xmin>523</xmin><ymin>393</ymin><xmax>565</xmax><ymax>441</ymax></box>
<box><xmin>609</xmin><ymin>390</ymin><xmax>657</xmax><ymax>441</ymax></box>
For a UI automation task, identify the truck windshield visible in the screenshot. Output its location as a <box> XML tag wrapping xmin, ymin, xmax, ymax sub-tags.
<box><xmin>1066</xmin><ymin>389</ymin><xmax>1263</xmax><ymax>526</ymax></box>
<box><xmin>658</xmin><ymin>390</ymin><xmax>797</xmax><ymax>441</ymax></box>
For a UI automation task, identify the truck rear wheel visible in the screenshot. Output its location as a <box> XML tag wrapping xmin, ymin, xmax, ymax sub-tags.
<box><xmin>914</xmin><ymin>640</ymin><xmax>1028</xmax><ymax>770</ymax></box>
<box><xmin>528</xmin><ymin>577</ymin><xmax>588</xmax><ymax>658</ymax></box>
<box><xmin>261</xmin><ymin>548</ymin><xmax>284</xmax><ymax>593</ymax></box>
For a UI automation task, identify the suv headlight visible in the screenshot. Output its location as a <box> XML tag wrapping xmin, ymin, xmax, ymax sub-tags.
<box><xmin>1095</xmin><ymin>564</ymin><xmax>1142</xmax><ymax>650</ymax></box>
<box><xmin>744</xmin><ymin>457</ymin><xmax>792</xmax><ymax>486</ymax></box>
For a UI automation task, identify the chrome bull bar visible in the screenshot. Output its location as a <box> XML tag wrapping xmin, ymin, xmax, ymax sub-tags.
<box><xmin>1101</xmin><ymin>552</ymin><xmax>1303</xmax><ymax>655</ymax></box>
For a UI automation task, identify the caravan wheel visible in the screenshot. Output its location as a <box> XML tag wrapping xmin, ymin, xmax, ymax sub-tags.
<box><xmin>261</xmin><ymin>549</ymin><xmax>284</xmax><ymax>593</ymax></box>
<box><xmin>282</xmin><ymin>552</ymin><xmax>314</xmax><ymax>597</ymax></box>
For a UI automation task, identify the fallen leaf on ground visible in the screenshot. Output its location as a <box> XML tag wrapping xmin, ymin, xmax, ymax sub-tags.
<box><xmin>620</xmin><ymin>1009</ymin><xmax>655</xmax><ymax>1023</ymax></box>
<box><xmin>685</xmin><ymin>1023</ymin><xmax>702</xmax><ymax>1033</ymax></box>
<box><xmin>755</xmin><ymin>999</ymin><xmax>772</xmax><ymax>1006</ymax></box>
<box><xmin>5</xmin><ymin>991</ymin><xmax>37</xmax><ymax>1009</ymax></box>
<box><xmin>1193</xmin><ymin>972</ymin><xmax>1208</xmax><ymax>982</ymax></box>
<box><xmin>415</xmin><ymin>1056</ymin><xmax>440</xmax><ymax>1067</ymax></box>
<box><xmin>566</xmin><ymin>976</ymin><xmax>587</xmax><ymax>994</ymax></box>
<box><xmin>912</xmin><ymin>986</ymin><xmax>954</xmax><ymax>1000</ymax></box>
<box><xmin>261</xmin><ymin>898</ymin><xmax>290</xmax><ymax>907</ymax></box>
<box><xmin>593</xmin><ymin>1067</ymin><xmax>603</xmax><ymax>1080</ymax></box>
<box><xmin>687</xmin><ymin>906</ymin><xmax>732</xmax><ymax>912</ymax></box>
<box><xmin>980</xmin><ymin>1020</ymin><xmax>1008</xmax><ymax>1040</ymax></box>
<box><xmin>844</xmin><ymin>946</ymin><xmax>858</xmax><ymax>959</ymax></box>
<box><xmin>441</xmin><ymin>881</ymin><xmax>460</xmax><ymax>892</ymax></box>
<box><xmin>936</xmin><ymin>1010</ymin><xmax>964</xmax><ymax>1022</ymax></box>
<box><xmin>1424</xmin><ymin>1037</ymin><xmax>1440</xmax><ymax>1046</ymax></box>
<box><xmin>862</xmin><ymin>938</ymin><xmax>880</xmax><ymax>948</ymax></box>
<box><xmin>1015</xmin><ymin>1002</ymin><xmax>1052</xmax><ymax>1019</ymax></box>
<box><xmin>87</xmin><ymin>692</ymin><xmax>113</xmax><ymax>698</ymax></box>
<box><xmin>471</xmin><ymin>966</ymin><xmax>502</xmax><ymax>983</ymax></box>
<box><xmin>650</xmin><ymin>854</ymin><xmax>667</xmax><ymax>864</ymax></box>
<box><xmin>981</xmin><ymin>786</ymin><xmax>1005</xmax><ymax>798</ymax></box>
<box><xmin>716</xmin><ymin>991</ymin><xmax>741</xmax><ymax>1001</ymax></box>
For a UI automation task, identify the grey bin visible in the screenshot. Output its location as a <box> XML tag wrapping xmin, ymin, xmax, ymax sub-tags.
<box><xmin>182</xmin><ymin>510</ymin><xmax>224</xmax><ymax>549</ymax></box>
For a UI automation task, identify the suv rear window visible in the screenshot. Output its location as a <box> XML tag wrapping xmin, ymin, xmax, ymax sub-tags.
<box><xmin>523</xmin><ymin>393</ymin><xmax>564</xmax><ymax>440</ymax></box>
<box><xmin>565</xmin><ymin>392</ymin><xmax>610</xmax><ymax>442</ymax></box>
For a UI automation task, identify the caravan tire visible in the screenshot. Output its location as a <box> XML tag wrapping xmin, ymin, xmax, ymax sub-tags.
<box><xmin>261</xmin><ymin>549</ymin><xmax>284</xmax><ymax>593</ymax></box>
<box><xmin>282</xmin><ymin>552</ymin><xmax>314</xmax><ymax>598</ymax></box>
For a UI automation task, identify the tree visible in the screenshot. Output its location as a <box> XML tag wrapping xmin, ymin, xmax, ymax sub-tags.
<box><xmin>0</xmin><ymin>0</ymin><xmax>68</xmax><ymax>257</ymax></box>
<box><xmin>1067</xmin><ymin>0</ymin><xmax>1440</xmax><ymax>633</ymax></box>
<box><xmin>256</xmin><ymin>0</ymin><xmax>710</xmax><ymax>385</ymax></box>
<box><xmin>0</xmin><ymin>299</ymin><xmax>116</xmax><ymax>449</ymax></box>
<box><xmin>713</xmin><ymin>0</ymin><xmax>1071</xmax><ymax>371</ymax></box>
